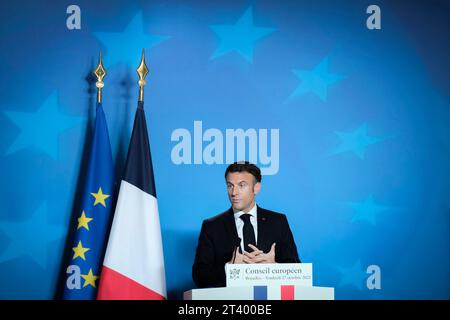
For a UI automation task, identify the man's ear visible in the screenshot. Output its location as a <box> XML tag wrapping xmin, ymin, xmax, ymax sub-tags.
<box><xmin>254</xmin><ymin>182</ymin><xmax>261</xmax><ymax>195</ymax></box>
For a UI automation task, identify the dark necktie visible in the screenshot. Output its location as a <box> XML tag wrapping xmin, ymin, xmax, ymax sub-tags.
<box><xmin>240</xmin><ymin>214</ymin><xmax>256</xmax><ymax>253</ymax></box>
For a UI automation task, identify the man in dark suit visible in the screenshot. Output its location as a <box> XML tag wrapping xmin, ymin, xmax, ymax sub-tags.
<box><xmin>192</xmin><ymin>161</ymin><xmax>300</xmax><ymax>288</ymax></box>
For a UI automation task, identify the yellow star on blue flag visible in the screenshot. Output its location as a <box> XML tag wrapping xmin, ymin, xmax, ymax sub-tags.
<box><xmin>91</xmin><ymin>187</ymin><xmax>110</xmax><ymax>207</ymax></box>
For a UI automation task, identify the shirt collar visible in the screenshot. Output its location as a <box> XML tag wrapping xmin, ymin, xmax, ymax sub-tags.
<box><xmin>233</xmin><ymin>204</ymin><xmax>257</xmax><ymax>220</ymax></box>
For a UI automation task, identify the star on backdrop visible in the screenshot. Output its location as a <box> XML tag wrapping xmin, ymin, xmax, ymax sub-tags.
<box><xmin>288</xmin><ymin>56</ymin><xmax>345</xmax><ymax>102</ymax></box>
<box><xmin>94</xmin><ymin>11</ymin><xmax>170</xmax><ymax>67</ymax></box>
<box><xmin>347</xmin><ymin>194</ymin><xmax>391</xmax><ymax>226</ymax></box>
<box><xmin>337</xmin><ymin>260</ymin><xmax>367</xmax><ymax>291</ymax></box>
<box><xmin>0</xmin><ymin>202</ymin><xmax>65</xmax><ymax>269</ymax></box>
<box><xmin>332</xmin><ymin>123</ymin><xmax>383</xmax><ymax>159</ymax></box>
<box><xmin>209</xmin><ymin>6</ymin><xmax>276</xmax><ymax>63</ymax></box>
<box><xmin>3</xmin><ymin>91</ymin><xmax>85</xmax><ymax>159</ymax></box>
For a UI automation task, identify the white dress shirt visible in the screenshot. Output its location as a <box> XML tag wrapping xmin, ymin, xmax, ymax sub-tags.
<box><xmin>233</xmin><ymin>204</ymin><xmax>258</xmax><ymax>253</ymax></box>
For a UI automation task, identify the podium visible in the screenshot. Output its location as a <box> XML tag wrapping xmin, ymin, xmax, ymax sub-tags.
<box><xmin>184</xmin><ymin>285</ymin><xmax>334</xmax><ymax>300</ymax></box>
<box><xmin>184</xmin><ymin>263</ymin><xmax>334</xmax><ymax>300</ymax></box>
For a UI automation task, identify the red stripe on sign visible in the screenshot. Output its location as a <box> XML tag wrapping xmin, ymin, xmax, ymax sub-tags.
<box><xmin>281</xmin><ymin>285</ymin><xmax>295</xmax><ymax>300</ymax></box>
<box><xmin>97</xmin><ymin>266</ymin><xmax>165</xmax><ymax>300</ymax></box>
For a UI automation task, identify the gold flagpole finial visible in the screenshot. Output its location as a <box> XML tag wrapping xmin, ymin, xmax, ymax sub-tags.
<box><xmin>93</xmin><ymin>51</ymin><xmax>107</xmax><ymax>103</ymax></box>
<box><xmin>136</xmin><ymin>49</ymin><xmax>149</xmax><ymax>102</ymax></box>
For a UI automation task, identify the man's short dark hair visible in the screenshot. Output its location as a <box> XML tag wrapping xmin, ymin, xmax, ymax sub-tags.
<box><xmin>224</xmin><ymin>161</ymin><xmax>262</xmax><ymax>183</ymax></box>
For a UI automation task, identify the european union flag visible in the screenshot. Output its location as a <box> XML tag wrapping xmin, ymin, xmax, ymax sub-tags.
<box><xmin>62</xmin><ymin>102</ymin><xmax>115</xmax><ymax>299</ymax></box>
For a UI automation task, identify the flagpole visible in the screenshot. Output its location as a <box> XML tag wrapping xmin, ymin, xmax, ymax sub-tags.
<box><xmin>94</xmin><ymin>51</ymin><xmax>107</xmax><ymax>104</ymax></box>
<box><xmin>136</xmin><ymin>49</ymin><xmax>149</xmax><ymax>102</ymax></box>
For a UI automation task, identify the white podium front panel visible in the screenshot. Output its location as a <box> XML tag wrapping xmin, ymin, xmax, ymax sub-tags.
<box><xmin>226</xmin><ymin>263</ymin><xmax>312</xmax><ymax>287</ymax></box>
<box><xmin>184</xmin><ymin>285</ymin><xmax>334</xmax><ymax>300</ymax></box>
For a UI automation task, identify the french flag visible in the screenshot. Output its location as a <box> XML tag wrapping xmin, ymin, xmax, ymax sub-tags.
<box><xmin>97</xmin><ymin>101</ymin><xmax>166</xmax><ymax>300</ymax></box>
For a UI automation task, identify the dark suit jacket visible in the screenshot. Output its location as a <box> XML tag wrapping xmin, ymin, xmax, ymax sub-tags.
<box><xmin>192</xmin><ymin>206</ymin><xmax>300</xmax><ymax>288</ymax></box>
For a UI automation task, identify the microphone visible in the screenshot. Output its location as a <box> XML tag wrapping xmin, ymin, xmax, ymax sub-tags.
<box><xmin>235</xmin><ymin>237</ymin><xmax>242</xmax><ymax>248</ymax></box>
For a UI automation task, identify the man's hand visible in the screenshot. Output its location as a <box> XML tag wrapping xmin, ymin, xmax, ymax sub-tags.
<box><xmin>228</xmin><ymin>246</ymin><xmax>245</xmax><ymax>264</ymax></box>
<box><xmin>243</xmin><ymin>243</ymin><xmax>276</xmax><ymax>264</ymax></box>
<box><xmin>242</xmin><ymin>245</ymin><xmax>263</xmax><ymax>263</ymax></box>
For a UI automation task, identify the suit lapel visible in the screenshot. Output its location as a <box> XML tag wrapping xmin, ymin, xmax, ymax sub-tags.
<box><xmin>223</xmin><ymin>208</ymin><xmax>239</xmax><ymax>249</ymax></box>
<box><xmin>256</xmin><ymin>206</ymin><xmax>271</xmax><ymax>252</ymax></box>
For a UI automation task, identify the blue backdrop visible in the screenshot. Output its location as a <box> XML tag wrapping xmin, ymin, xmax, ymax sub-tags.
<box><xmin>0</xmin><ymin>0</ymin><xmax>449</xmax><ymax>299</ymax></box>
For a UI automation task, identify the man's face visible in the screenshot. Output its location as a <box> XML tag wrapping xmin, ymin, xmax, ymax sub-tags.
<box><xmin>226</xmin><ymin>172</ymin><xmax>261</xmax><ymax>212</ymax></box>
